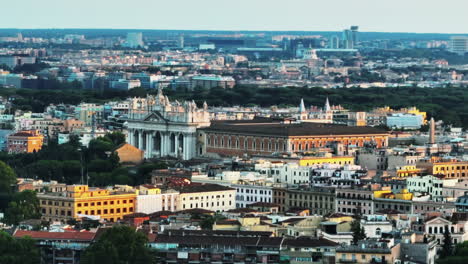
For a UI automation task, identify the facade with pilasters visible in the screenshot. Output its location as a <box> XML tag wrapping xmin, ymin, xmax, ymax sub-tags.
<box><xmin>125</xmin><ymin>89</ymin><xmax>210</xmax><ymax>160</ymax></box>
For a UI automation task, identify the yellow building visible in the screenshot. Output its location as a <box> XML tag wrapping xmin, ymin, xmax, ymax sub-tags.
<box><xmin>38</xmin><ymin>185</ymin><xmax>136</xmax><ymax>223</ymax></box>
<box><xmin>7</xmin><ymin>130</ymin><xmax>44</xmax><ymax>154</ymax></box>
<box><xmin>395</xmin><ymin>166</ymin><xmax>426</xmax><ymax>178</ymax></box>
<box><xmin>336</xmin><ymin>241</ymin><xmax>400</xmax><ymax>264</ymax></box>
<box><xmin>417</xmin><ymin>158</ymin><xmax>468</xmax><ymax>178</ymax></box>
<box><xmin>373</xmin><ymin>188</ymin><xmax>413</xmax><ymax>200</ymax></box>
<box><xmin>299</xmin><ymin>156</ymin><xmax>355</xmax><ymax>167</ymax></box>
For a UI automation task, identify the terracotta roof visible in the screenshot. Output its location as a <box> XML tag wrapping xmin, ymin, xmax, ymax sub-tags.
<box><xmin>202</xmin><ymin>117</ymin><xmax>388</xmax><ymax>137</ymax></box>
<box><xmin>13</xmin><ymin>230</ymin><xmax>96</xmax><ymax>241</ymax></box>
<box><xmin>10</xmin><ymin>132</ymin><xmax>35</xmax><ymax>137</ymax></box>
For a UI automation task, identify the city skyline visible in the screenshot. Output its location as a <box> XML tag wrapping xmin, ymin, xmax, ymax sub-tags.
<box><xmin>2</xmin><ymin>0</ymin><xmax>468</xmax><ymax>34</ymax></box>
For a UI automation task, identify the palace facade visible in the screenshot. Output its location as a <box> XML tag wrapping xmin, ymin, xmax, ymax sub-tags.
<box><xmin>125</xmin><ymin>89</ymin><xmax>210</xmax><ymax>160</ymax></box>
<box><xmin>201</xmin><ymin>117</ymin><xmax>388</xmax><ymax>157</ymax></box>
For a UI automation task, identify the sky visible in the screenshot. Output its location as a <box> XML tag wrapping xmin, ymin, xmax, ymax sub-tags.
<box><xmin>1</xmin><ymin>0</ymin><xmax>467</xmax><ymax>33</ymax></box>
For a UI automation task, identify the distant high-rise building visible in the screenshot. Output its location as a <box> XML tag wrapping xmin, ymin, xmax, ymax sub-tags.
<box><xmin>342</xmin><ymin>29</ymin><xmax>353</xmax><ymax>49</ymax></box>
<box><xmin>125</xmin><ymin>32</ymin><xmax>144</xmax><ymax>48</ymax></box>
<box><xmin>342</xmin><ymin>26</ymin><xmax>359</xmax><ymax>49</ymax></box>
<box><xmin>179</xmin><ymin>34</ymin><xmax>184</xmax><ymax>49</ymax></box>
<box><xmin>449</xmin><ymin>36</ymin><xmax>468</xmax><ymax>55</ymax></box>
<box><xmin>351</xmin><ymin>26</ymin><xmax>359</xmax><ymax>46</ymax></box>
<box><xmin>330</xmin><ymin>35</ymin><xmax>340</xmax><ymax>49</ymax></box>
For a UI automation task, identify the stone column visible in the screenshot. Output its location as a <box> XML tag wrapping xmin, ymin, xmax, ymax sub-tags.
<box><xmin>127</xmin><ymin>129</ymin><xmax>134</xmax><ymax>146</ymax></box>
<box><xmin>138</xmin><ymin>130</ymin><xmax>144</xmax><ymax>150</ymax></box>
<box><xmin>185</xmin><ymin>133</ymin><xmax>194</xmax><ymax>160</ymax></box>
<box><xmin>175</xmin><ymin>133</ymin><xmax>179</xmax><ymax>158</ymax></box>
<box><xmin>146</xmin><ymin>132</ymin><xmax>153</xmax><ymax>158</ymax></box>
<box><xmin>182</xmin><ymin>133</ymin><xmax>188</xmax><ymax>160</ymax></box>
<box><xmin>161</xmin><ymin>132</ymin><xmax>167</xmax><ymax>157</ymax></box>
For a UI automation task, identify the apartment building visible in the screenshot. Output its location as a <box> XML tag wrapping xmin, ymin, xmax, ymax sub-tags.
<box><xmin>38</xmin><ymin>185</ymin><xmax>136</xmax><ymax>223</ymax></box>
<box><xmin>176</xmin><ymin>184</ymin><xmax>236</xmax><ymax>212</ymax></box>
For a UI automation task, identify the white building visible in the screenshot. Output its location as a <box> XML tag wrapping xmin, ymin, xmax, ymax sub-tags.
<box><xmin>125</xmin><ymin>89</ymin><xmax>210</xmax><ymax>160</ymax></box>
<box><xmin>270</xmin><ymin>163</ymin><xmax>311</xmax><ymax>185</ymax></box>
<box><xmin>361</xmin><ymin>215</ymin><xmax>393</xmax><ymax>238</ymax></box>
<box><xmin>233</xmin><ymin>182</ymin><xmax>273</xmax><ymax>208</ymax></box>
<box><xmin>386</xmin><ymin>113</ymin><xmax>423</xmax><ymax>129</ymax></box>
<box><xmin>136</xmin><ymin>189</ymin><xmax>179</xmax><ymax>214</ymax></box>
<box><xmin>177</xmin><ymin>184</ymin><xmax>236</xmax><ymax>212</ymax></box>
<box><xmin>406</xmin><ymin>175</ymin><xmax>455</xmax><ymax>201</ymax></box>
<box><xmin>449</xmin><ymin>36</ymin><xmax>468</xmax><ymax>55</ymax></box>
<box><xmin>110</xmin><ymin>79</ymin><xmax>141</xmax><ymax>90</ymax></box>
<box><xmin>124</xmin><ymin>32</ymin><xmax>144</xmax><ymax>48</ymax></box>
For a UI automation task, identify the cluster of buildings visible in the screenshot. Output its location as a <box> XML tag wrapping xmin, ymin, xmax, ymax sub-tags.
<box><xmin>0</xmin><ymin>29</ymin><xmax>468</xmax><ymax>264</ymax></box>
<box><xmin>0</xmin><ymin>88</ymin><xmax>465</xmax><ymax>263</ymax></box>
<box><xmin>1</xmin><ymin>28</ymin><xmax>467</xmax><ymax>92</ymax></box>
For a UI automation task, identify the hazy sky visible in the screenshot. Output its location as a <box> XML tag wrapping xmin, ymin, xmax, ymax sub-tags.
<box><xmin>1</xmin><ymin>0</ymin><xmax>467</xmax><ymax>33</ymax></box>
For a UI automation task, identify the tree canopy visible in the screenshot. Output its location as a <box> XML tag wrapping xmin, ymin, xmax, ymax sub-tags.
<box><xmin>81</xmin><ymin>225</ymin><xmax>155</xmax><ymax>264</ymax></box>
<box><xmin>0</xmin><ymin>161</ymin><xmax>17</xmax><ymax>210</ymax></box>
<box><xmin>0</xmin><ymin>231</ymin><xmax>40</xmax><ymax>264</ymax></box>
<box><xmin>4</xmin><ymin>190</ymin><xmax>41</xmax><ymax>225</ymax></box>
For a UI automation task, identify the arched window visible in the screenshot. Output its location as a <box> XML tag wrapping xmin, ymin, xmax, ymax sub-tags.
<box><xmin>376</xmin><ymin>228</ymin><xmax>381</xmax><ymax>236</ymax></box>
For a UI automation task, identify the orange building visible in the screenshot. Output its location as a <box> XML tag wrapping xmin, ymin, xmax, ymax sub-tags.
<box><xmin>7</xmin><ymin>129</ymin><xmax>44</xmax><ymax>153</ymax></box>
<box><xmin>38</xmin><ymin>185</ymin><xmax>136</xmax><ymax>223</ymax></box>
<box><xmin>114</xmin><ymin>143</ymin><xmax>144</xmax><ymax>165</ymax></box>
<box><xmin>202</xmin><ymin>117</ymin><xmax>388</xmax><ymax>157</ymax></box>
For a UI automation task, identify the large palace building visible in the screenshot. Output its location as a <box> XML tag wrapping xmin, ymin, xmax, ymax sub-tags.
<box><xmin>125</xmin><ymin>90</ymin><xmax>388</xmax><ymax>160</ymax></box>
<box><xmin>200</xmin><ymin>117</ymin><xmax>388</xmax><ymax>157</ymax></box>
<box><xmin>125</xmin><ymin>89</ymin><xmax>210</xmax><ymax>160</ymax></box>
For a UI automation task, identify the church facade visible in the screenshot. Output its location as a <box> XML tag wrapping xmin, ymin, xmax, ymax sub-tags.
<box><xmin>124</xmin><ymin>90</ymin><xmax>210</xmax><ymax>160</ymax></box>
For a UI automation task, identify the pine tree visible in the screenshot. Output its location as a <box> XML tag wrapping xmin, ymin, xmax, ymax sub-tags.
<box><xmin>441</xmin><ymin>227</ymin><xmax>453</xmax><ymax>258</ymax></box>
<box><xmin>351</xmin><ymin>219</ymin><xmax>366</xmax><ymax>245</ymax></box>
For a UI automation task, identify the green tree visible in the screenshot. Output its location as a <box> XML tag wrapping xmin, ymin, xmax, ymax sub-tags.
<box><xmin>0</xmin><ymin>231</ymin><xmax>40</xmax><ymax>264</ymax></box>
<box><xmin>105</xmin><ymin>131</ymin><xmax>126</xmax><ymax>146</ymax></box>
<box><xmin>441</xmin><ymin>227</ymin><xmax>453</xmax><ymax>258</ymax></box>
<box><xmin>81</xmin><ymin>225</ymin><xmax>154</xmax><ymax>264</ymax></box>
<box><xmin>4</xmin><ymin>190</ymin><xmax>41</xmax><ymax>225</ymax></box>
<box><xmin>0</xmin><ymin>161</ymin><xmax>17</xmax><ymax>210</ymax></box>
<box><xmin>437</xmin><ymin>241</ymin><xmax>468</xmax><ymax>264</ymax></box>
<box><xmin>199</xmin><ymin>214</ymin><xmax>226</xmax><ymax>230</ymax></box>
<box><xmin>351</xmin><ymin>219</ymin><xmax>366</xmax><ymax>245</ymax></box>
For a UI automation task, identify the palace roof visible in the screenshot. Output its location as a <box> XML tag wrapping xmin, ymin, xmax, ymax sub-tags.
<box><xmin>202</xmin><ymin>117</ymin><xmax>387</xmax><ymax>137</ymax></box>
